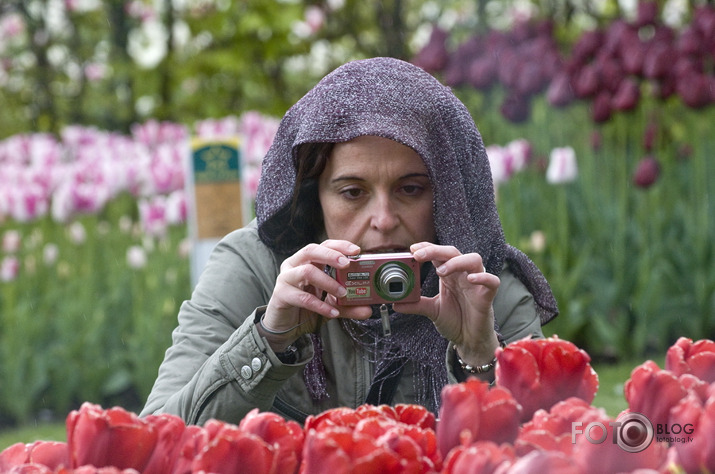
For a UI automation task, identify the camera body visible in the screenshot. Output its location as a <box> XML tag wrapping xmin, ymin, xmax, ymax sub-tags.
<box><xmin>330</xmin><ymin>252</ymin><xmax>421</xmax><ymax>306</ymax></box>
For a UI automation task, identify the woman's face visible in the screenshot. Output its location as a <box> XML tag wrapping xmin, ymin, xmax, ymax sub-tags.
<box><xmin>318</xmin><ymin>135</ymin><xmax>436</xmax><ymax>252</ymax></box>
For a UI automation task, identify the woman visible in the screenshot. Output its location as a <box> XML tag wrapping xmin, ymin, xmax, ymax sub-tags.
<box><xmin>141</xmin><ymin>57</ymin><xmax>558</xmax><ymax>425</ymax></box>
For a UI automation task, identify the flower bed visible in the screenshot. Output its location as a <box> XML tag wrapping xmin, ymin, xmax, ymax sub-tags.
<box><xmin>2</xmin><ymin>336</ymin><xmax>713</xmax><ymax>473</ymax></box>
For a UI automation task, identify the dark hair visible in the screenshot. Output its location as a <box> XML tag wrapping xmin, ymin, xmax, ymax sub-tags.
<box><xmin>259</xmin><ymin>142</ymin><xmax>334</xmax><ymax>254</ymax></box>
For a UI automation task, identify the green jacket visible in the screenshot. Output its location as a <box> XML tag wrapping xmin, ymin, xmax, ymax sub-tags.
<box><xmin>141</xmin><ymin>221</ymin><xmax>543</xmax><ymax>425</ymax></box>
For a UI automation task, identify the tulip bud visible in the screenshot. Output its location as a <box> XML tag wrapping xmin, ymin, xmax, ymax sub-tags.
<box><xmin>547</xmin><ymin>72</ymin><xmax>575</xmax><ymax>107</ymax></box>
<box><xmin>611</xmin><ymin>78</ymin><xmax>640</xmax><ymax>111</ymax></box>
<box><xmin>412</xmin><ymin>26</ymin><xmax>449</xmax><ymax>73</ymax></box>
<box><xmin>591</xmin><ymin>91</ymin><xmax>613</xmax><ymax>123</ymax></box>
<box><xmin>635</xmin><ymin>1</ymin><xmax>659</xmax><ymax>27</ymax></box>
<box><xmin>633</xmin><ymin>156</ymin><xmax>660</xmax><ymax>188</ymax></box>
<box><xmin>500</xmin><ymin>93</ymin><xmax>531</xmax><ymax>123</ymax></box>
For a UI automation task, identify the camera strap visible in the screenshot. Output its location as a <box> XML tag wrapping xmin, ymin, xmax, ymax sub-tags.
<box><xmin>365</xmin><ymin>353</ymin><xmax>406</xmax><ymax>406</ymax></box>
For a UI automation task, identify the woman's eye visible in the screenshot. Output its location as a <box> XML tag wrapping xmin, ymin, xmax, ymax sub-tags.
<box><xmin>341</xmin><ymin>188</ymin><xmax>364</xmax><ymax>199</ymax></box>
<box><xmin>401</xmin><ymin>184</ymin><xmax>423</xmax><ymax>195</ymax></box>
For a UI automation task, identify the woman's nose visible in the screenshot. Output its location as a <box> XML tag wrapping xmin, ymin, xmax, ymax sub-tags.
<box><xmin>369</xmin><ymin>196</ymin><xmax>400</xmax><ymax>232</ymax></box>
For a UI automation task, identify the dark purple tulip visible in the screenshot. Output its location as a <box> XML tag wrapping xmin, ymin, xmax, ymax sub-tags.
<box><xmin>633</xmin><ymin>156</ymin><xmax>660</xmax><ymax>188</ymax></box>
<box><xmin>467</xmin><ymin>56</ymin><xmax>497</xmax><ymax>90</ymax></box>
<box><xmin>547</xmin><ymin>72</ymin><xmax>575</xmax><ymax>107</ymax></box>
<box><xmin>643</xmin><ymin>44</ymin><xmax>677</xmax><ymax>79</ymax></box>
<box><xmin>597</xmin><ymin>54</ymin><xmax>625</xmax><ymax>93</ymax></box>
<box><xmin>571</xmin><ymin>29</ymin><xmax>604</xmax><ymax>65</ymax></box>
<box><xmin>677</xmin><ymin>73</ymin><xmax>712</xmax><ymax>108</ymax></box>
<box><xmin>515</xmin><ymin>61</ymin><xmax>549</xmax><ymax>96</ymax></box>
<box><xmin>693</xmin><ymin>6</ymin><xmax>715</xmax><ymax>44</ymax></box>
<box><xmin>591</xmin><ymin>91</ymin><xmax>613</xmax><ymax>123</ymax></box>
<box><xmin>642</xmin><ymin>122</ymin><xmax>658</xmax><ymax>152</ymax></box>
<box><xmin>651</xmin><ymin>75</ymin><xmax>676</xmax><ymax>100</ymax></box>
<box><xmin>635</xmin><ymin>1</ymin><xmax>659</xmax><ymax>27</ymax></box>
<box><xmin>500</xmin><ymin>93</ymin><xmax>531</xmax><ymax>123</ymax></box>
<box><xmin>677</xmin><ymin>26</ymin><xmax>704</xmax><ymax>56</ymax></box>
<box><xmin>621</xmin><ymin>41</ymin><xmax>646</xmax><ymax>76</ymax></box>
<box><xmin>573</xmin><ymin>64</ymin><xmax>600</xmax><ymax>98</ymax></box>
<box><xmin>497</xmin><ymin>49</ymin><xmax>521</xmax><ymax>89</ymax></box>
<box><xmin>412</xmin><ymin>26</ymin><xmax>449</xmax><ymax>73</ymax></box>
<box><xmin>604</xmin><ymin>20</ymin><xmax>635</xmax><ymax>57</ymax></box>
<box><xmin>611</xmin><ymin>78</ymin><xmax>640</xmax><ymax>111</ymax></box>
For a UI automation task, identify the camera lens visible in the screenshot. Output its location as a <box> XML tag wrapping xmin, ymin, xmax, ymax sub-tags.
<box><xmin>376</xmin><ymin>263</ymin><xmax>414</xmax><ymax>300</ymax></box>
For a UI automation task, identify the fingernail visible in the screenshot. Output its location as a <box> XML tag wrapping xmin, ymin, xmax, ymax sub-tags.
<box><xmin>348</xmin><ymin>244</ymin><xmax>360</xmax><ymax>254</ymax></box>
<box><xmin>337</xmin><ymin>286</ymin><xmax>347</xmax><ymax>297</ymax></box>
<box><xmin>436</xmin><ymin>265</ymin><xmax>446</xmax><ymax>275</ymax></box>
<box><xmin>330</xmin><ymin>308</ymin><xmax>340</xmax><ymax>317</ymax></box>
<box><xmin>414</xmin><ymin>249</ymin><xmax>426</xmax><ymax>258</ymax></box>
<box><xmin>338</xmin><ymin>256</ymin><xmax>350</xmax><ymax>266</ymax></box>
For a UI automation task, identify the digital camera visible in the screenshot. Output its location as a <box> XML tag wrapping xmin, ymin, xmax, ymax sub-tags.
<box><xmin>329</xmin><ymin>252</ymin><xmax>421</xmax><ymax>305</ymax></box>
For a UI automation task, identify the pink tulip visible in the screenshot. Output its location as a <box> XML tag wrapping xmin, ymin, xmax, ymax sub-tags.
<box><xmin>437</xmin><ymin>378</ymin><xmax>522</xmax><ymax>456</ymax></box>
<box><xmin>441</xmin><ymin>441</ymin><xmax>516</xmax><ymax>474</ymax></box>
<box><xmin>0</xmin><ymin>441</ymin><xmax>69</xmax><ymax>471</ymax></box>
<box><xmin>669</xmin><ymin>390</ymin><xmax>715</xmax><ymax>473</ymax></box>
<box><xmin>505</xmin><ymin>449</ymin><xmax>574</xmax><ymax>473</ymax></box>
<box><xmin>545</xmin><ymin>147</ymin><xmax>578</xmax><ymax>184</ymax></box>
<box><xmin>66</xmin><ymin>402</ymin><xmax>158</xmax><ymax>471</ymax></box>
<box><xmin>1</xmin><ymin>255</ymin><xmax>20</xmax><ymax>282</ymax></box>
<box><xmin>624</xmin><ymin>360</ymin><xmax>687</xmax><ymax>427</ymax></box>
<box><xmin>573</xmin><ymin>413</ymin><xmax>669</xmax><ymax>474</ymax></box>
<box><xmin>495</xmin><ymin>336</ymin><xmax>598</xmax><ymax>422</ymax></box>
<box><xmin>665</xmin><ymin>337</ymin><xmax>715</xmax><ymax>383</ymax></box>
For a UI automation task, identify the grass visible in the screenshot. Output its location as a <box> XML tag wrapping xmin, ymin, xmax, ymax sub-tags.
<box><xmin>0</xmin><ymin>360</ymin><xmax>641</xmax><ymax>452</ymax></box>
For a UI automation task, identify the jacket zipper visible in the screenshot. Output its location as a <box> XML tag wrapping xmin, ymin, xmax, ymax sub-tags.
<box><xmin>273</xmin><ymin>396</ymin><xmax>309</xmax><ymax>424</ymax></box>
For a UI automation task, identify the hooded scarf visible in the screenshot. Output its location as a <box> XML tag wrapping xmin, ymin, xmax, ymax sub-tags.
<box><xmin>255</xmin><ymin>57</ymin><xmax>558</xmax><ymax>411</ymax></box>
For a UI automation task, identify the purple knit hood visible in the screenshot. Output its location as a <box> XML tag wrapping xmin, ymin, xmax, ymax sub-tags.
<box><xmin>255</xmin><ymin>57</ymin><xmax>557</xmax><ymax>410</ymax></box>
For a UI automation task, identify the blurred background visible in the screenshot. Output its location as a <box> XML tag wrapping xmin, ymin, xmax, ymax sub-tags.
<box><xmin>0</xmin><ymin>0</ymin><xmax>713</xmax><ymax>433</ymax></box>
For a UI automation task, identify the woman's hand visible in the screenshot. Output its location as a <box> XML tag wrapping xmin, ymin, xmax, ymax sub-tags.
<box><xmin>260</xmin><ymin>240</ymin><xmax>372</xmax><ymax>351</ymax></box>
<box><xmin>394</xmin><ymin>242</ymin><xmax>501</xmax><ymax>368</ymax></box>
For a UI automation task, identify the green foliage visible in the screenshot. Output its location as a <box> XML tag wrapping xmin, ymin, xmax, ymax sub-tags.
<box><xmin>464</xmin><ymin>91</ymin><xmax>715</xmax><ymax>361</ymax></box>
<box><xmin>0</xmin><ymin>195</ymin><xmax>190</xmax><ymax>426</ymax></box>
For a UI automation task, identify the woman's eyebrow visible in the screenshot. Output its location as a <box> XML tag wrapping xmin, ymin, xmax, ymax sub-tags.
<box><xmin>331</xmin><ymin>172</ymin><xmax>430</xmax><ymax>183</ymax></box>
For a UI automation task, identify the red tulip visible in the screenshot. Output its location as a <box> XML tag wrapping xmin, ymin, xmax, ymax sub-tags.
<box><xmin>441</xmin><ymin>441</ymin><xmax>516</xmax><ymax>474</ymax></box>
<box><xmin>66</xmin><ymin>402</ymin><xmax>158</xmax><ymax>471</ymax></box>
<box><xmin>0</xmin><ymin>441</ymin><xmax>69</xmax><ymax>471</ymax></box>
<box><xmin>495</xmin><ymin>337</ymin><xmax>599</xmax><ymax>422</ymax></box>
<box><xmin>669</xmin><ymin>391</ymin><xmax>715</xmax><ymax>473</ymax></box>
<box><xmin>301</xmin><ymin>415</ymin><xmax>441</xmax><ymax>473</ymax></box>
<box><xmin>632</xmin><ymin>156</ymin><xmax>660</xmax><ymax>188</ymax></box>
<box><xmin>515</xmin><ymin>398</ymin><xmax>609</xmax><ymax>457</ymax></box>
<box><xmin>238</xmin><ymin>409</ymin><xmax>304</xmax><ymax>473</ymax></box>
<box><xmin>189</xmin><ymin>420</ymin><xmax>276</xmax><ymax>473</ymax></box>
<box><xmin>140</xmin><ymin>413</ymin><xmax>201</xmax><ymax>474</ymax></box>
<box><xmin>437</xmin><ymin>378</ymin><xmax>522</xmax><ymax>457</ymax></box>
<box><xmin>665</xmin><ymin>337</ymin><xmax>715</xmax><ymax>383</ymax></box>
<box><xmin>394</xmin><ymin>404</ymin><xmax>436</xmax><ymax>430</ymax></box>
<box><xmin>624</xmin><ymin>360</ymin><xmax>687</xmax><ymax>426</ymax></box>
